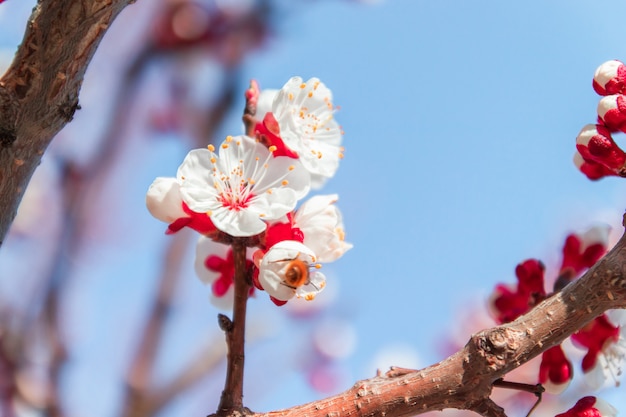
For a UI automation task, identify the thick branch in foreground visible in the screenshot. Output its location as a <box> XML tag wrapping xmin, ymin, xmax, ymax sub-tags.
<box><xmin>0</xmin><ymin>0</ymin><xmax>133</xmax><ymax>245</ymax></box>
<box><xmin>240</xmin><ymin>216</ymin><xmax>626</xmax><ymax>417</ymax></box>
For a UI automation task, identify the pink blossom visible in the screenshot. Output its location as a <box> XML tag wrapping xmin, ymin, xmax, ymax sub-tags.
<box><xmin>177</xmin><ymin>135</ymin><xmax>310</xmax><ymax>237</ymax></box>
<box><xmin>488</xmin><ymin>259</ymin><xmax>545</xmax><ymax>324</ymax></box>
<box><xmin>194</xmin><ymin>236</ymin><xmax>255</xmax><ymax>310</ymax></box>
<box><xmin>255</xmin><ymin>77</ymin><xmax>344</xmax><ymax>189</ymax></box>
<box><xmin>539</xmin><ymin>345</ymin><xmax>573</xmax><ymax>394</ymax></box>
<box><xmin>571</xmin><ymin>312</ymin><xmax>626</xmax><ymax>388</ymax></box>
<box><xmin>559</xmin><ymin>225</ymin><xmax>610</xmax><ymax>277</ymax></box>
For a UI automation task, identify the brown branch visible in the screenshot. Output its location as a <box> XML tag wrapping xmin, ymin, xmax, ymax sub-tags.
<box><xmin>0</xmin><ymin>0</ymin><xmax>134</xmax><ymax>246</ymax></box>
<box><xmin>220</xmin><ymin>215</ymin><xmax>626</xmax><ymax>417</ymax></box>
<box><xmin>215</xmin><ymin>240</ymin><xmax>252</xmax><ymax>416</ymax></box>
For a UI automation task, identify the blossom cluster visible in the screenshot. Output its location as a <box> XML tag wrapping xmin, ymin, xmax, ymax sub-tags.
<box><xmin>489</xmin><ymin>225</ymin><xmax>626</xmax><ymax>393</ymax></box>
<box><xmin>147</xmin><ymin>77</ymin><xmax>351</xmax><ymax>307</ymax></box>
<box><xmin>575</xmin><ymin>59</ymin><xmax>626</xmax><ymax>179</ymax></box>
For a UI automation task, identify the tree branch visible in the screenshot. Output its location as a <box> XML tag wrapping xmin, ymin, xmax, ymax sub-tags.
<box><xmin>215</xmin><ymin>240</ymin><xmax>252</xmax><ymax>416</ymax></box>
<box><xmin>235</xmin><ymin>214</ymin><xmax>626</xmax><ymax>417</ymax></box>
<box><xmin>0</xmin><ymin>0</ymin><xmax>133</xmax><ymax>245</ymax></box>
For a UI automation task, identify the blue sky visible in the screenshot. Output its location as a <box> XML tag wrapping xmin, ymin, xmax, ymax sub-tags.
<box><xmin>3</xmin><ymin>0</ymin><xmax>626</xmax><ymax>416</ymax></box>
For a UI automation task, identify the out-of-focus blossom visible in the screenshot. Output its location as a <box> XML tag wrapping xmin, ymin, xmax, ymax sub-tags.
<box><xmin>571</xmin><ymin>312</ymin><xmax>626</xmax><ymax>388</ymax></box>
<box><xmin>539</xmin><ymin>345</ymin><xmax>573</xmax><ymax>394</ymax></box>
<box><xmin>256</xmin><ymin>240</ymin><xmax>325</xmax><ymax>302</ymax></box>
<box><xmin>555</xmin><ymin>396</ymin><xmax>617</xmax><ymax>417</ymax></box>
<box><xmin>255</xmin><ymin>77</ymin><xmax>344</xmax><ymax>189</ymax></box>
<box><xmin>151</xmin><ymin>0</ymin><xmax>267</xmax><ymax>60</ymax></box>
<box><xmin>593</xmin><ymin>60</ymin><xmax>626</xmax><ymax>96</ymax></box>
<box><xmin>194</xmin><ymin>236</ymin><xmax>254</xmax><ymax>310</ymax></box>
<box><xmin>488</xmin><ymin>259</ymin><xmax>545</xmax><ymax>324</ymax></box>
<box><xmin>558</xmin><ymin>224</ymin><xmax>610</xmax><ymax>286</ymax></box>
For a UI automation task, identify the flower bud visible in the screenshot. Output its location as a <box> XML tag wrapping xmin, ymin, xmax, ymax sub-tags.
<box><xmin>573</xmin><ymin>151</ymin><xmax>618</xmax><ymax>180</ymax></box>
<box><xmin>598</xmin><ymin>94</ymin><xmax>626</xmax><ymax>133</ymax></box>
<box><xmin>575</xmin><ymin>124</ymin><xmax>626</xmax><ymax>171</ymax></box>
<box><xmin>593</xmin><ymin>60</ymin><xmax>626</xmax><ymax>96</ymax></box>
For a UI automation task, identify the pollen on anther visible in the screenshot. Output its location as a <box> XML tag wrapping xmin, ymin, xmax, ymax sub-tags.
<box><xmin>222</xmin><ymin>144</ymin><xmax>229</xmax><ymax>149</ymax></box>
<box><xmin>206</xmin><ymin>210</ymin><xmax>212</xmax><ymax>216</ymax></box>
<box><xmin>268</xmin><ymin>145</ymin><xmax>277</xmax><ymax>153</ymax></box>
<box><xmin>288</xmin><ymin>93</ymin><xmax>294</xmax><ymax>101</ymax></box>
<box><xmin>300</xmin><ymin>83</ymin><xmax>306</xmax><ymax>89</ymax></box>
<box><xmin>281</xmin><ymin>180</ymin><xmax>289</xmax><ymax>186</ymax></box>
<box><xmin>308</xmin><ymin>92</ymin><xmax>313</xmax><ymax>98</ymax></box>
<box><xmin>210</xmin><ymin>157</ymin><xmax>216</xmax><ymax>163</ymax></box>
<box><xmin>207</xmin><ymin>144</ymin><xmax>215</xmax><ymax>152</ymax></box>
<box><xmin>304</xmin><ymin>294</ymin><xmax>315</xmax><ymax>301</ymax></box>
<box><xmin>288</xmin><ymin>165</ymin><xmax>295</xmax><ymax>171</ymax></box>
<box><xmin>314</xmin><ymin>263</ymin><xmax>322</xmax><ymax>269</ymax></box>
<box><xmin>267</xmin><ymin>189</ymin><xmax>273</xmax><ymax>194</ymax></box>
<box><xmin>225</xmin><ymin>136</ymin><xmax>233</xmax><ymax>143</ymax></box>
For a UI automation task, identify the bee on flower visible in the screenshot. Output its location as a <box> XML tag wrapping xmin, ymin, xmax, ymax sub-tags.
<box><xmin>147</xmin><ymin>77</ymin><xmax>351</xmax><ymax>309</ymax></box>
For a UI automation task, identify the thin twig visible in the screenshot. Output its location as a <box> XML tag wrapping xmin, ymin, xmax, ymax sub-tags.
<box><xmin>216</xmin><ymin>240</ymin><xmax>251</xmax><ymax>415</ymax></box>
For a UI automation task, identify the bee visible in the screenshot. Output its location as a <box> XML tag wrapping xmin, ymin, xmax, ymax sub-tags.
<box><xmin>283</xmin><ymin>258</ymin><xmax>311</xmax><ymax>289</ymax></box>
<box><xmin>271</xmin><ymin>253</ymin><xmax>321</xmax><ymax>290</ymax></box>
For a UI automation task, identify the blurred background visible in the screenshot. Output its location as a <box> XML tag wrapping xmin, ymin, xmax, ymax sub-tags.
<box><xmin>2</xmin><ymin>0</ymin><xmax>626</xmax><ymax>416</ymax></box>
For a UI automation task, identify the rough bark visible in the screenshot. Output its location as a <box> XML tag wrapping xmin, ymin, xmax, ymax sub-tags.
<box><xmin>0</xmin><ymin>0</ymin><xmax>134</xmax><ymax>246</ymax></box>
<box><xmin>243</xmin><ymin>216</ymin><xmax>626</xmax><ymax>417</ymax></box>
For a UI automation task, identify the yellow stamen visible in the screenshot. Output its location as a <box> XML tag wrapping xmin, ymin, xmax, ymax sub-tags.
<box><xmin>281</xmin><ymin>180</ymin><xmax>289</xmax><ymax>186</ymax></box>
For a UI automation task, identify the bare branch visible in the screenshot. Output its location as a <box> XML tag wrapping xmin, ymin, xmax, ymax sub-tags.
<box><xmin>228</xmin><ymin>215</ymin><xmax>626</xmax><ymax>417</ymax></box>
